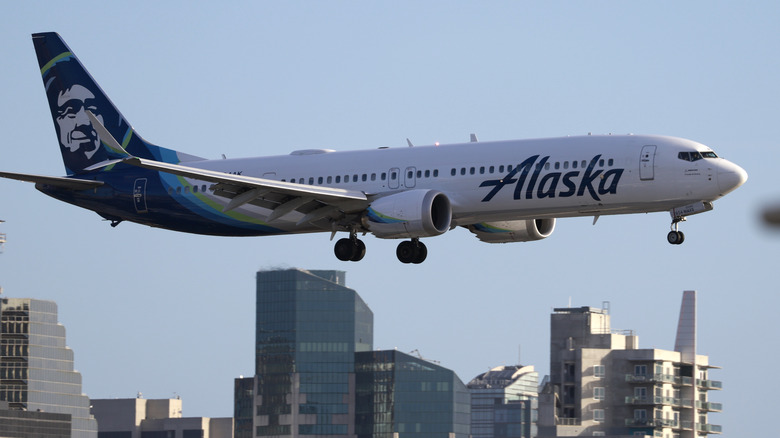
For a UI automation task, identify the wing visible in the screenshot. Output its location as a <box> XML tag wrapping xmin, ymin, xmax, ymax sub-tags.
<box><xmin>0</xmin><ymin>171</ymin><xmax>104</xmax><ymax>190</ymax></box>
<box><xmin>125</xmin><ymin>156</ymin><xmax>369</xmax><ymax>224</ymax></box>
<box><xmin>84</xmin><ymin>111</ymin><xmax>368</xmax><ymax>226</ymax></box>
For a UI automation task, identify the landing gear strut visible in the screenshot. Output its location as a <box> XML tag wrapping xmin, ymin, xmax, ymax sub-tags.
<box><xmin>667</xmin><ymin>217</ymin><xmax>686</xmax><ymax>245</ymax></box>
<box><xmin>334</xmin><ymin>232</ymin><xmax>366</xmax><ymax>262</ymax></box>
<box><xmin>396</xmin><ymin>238</ymin><xmax>427</xmax><ymax>264</ymax></box>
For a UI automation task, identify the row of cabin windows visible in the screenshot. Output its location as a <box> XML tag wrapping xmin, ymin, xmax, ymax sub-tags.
<box><xmin>282</xmin><ymin>169</ymin><xmax>440</xmax><ymax>186</ymax></box>
<box><xmin>450</xmin><ymin>158</ymin><xmax>616</xmax><ymax>176</ymax></box>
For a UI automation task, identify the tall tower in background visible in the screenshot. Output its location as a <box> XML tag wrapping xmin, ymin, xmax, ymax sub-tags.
<box><xmin>0</xmin><ymin>298</ymin><xmax>98</xmax><ymax>437</ymax></box>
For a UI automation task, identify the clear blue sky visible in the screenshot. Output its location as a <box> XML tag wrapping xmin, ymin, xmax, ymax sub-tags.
<box><xmin>1</xmin><ymin>2</ymin><xmax>777</xmax><ymax>435</ymax></box>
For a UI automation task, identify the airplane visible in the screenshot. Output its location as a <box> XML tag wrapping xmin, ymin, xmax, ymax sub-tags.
<box><xmin>0</xmin><ymin>32</ymin><xmax>748</xmax><ymax>264</ymax></box>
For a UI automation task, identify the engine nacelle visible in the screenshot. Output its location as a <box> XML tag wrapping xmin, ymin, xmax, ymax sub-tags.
<box><xmin>467</xmin><ymin>218</ymin><xmax>556</xmax><ymax>243</ymax></box>
<box><xmin>363</xmin><ymin>190</ymin><xmax>452</xmax><ymax>239</ymax></box>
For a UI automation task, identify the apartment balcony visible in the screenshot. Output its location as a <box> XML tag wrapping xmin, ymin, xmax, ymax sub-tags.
<box><xmin>624</xmin><ymin>373</ymin><xmax>675</xmax><ymax>384</ymax></box>
<box><xmin>696</xmin><ymin>401</ymin><xmax>723</xmax><ymax>412</ymax></box>
<box><xmin>625</xmin><ymin>418</ymin><xmax>678</xmax><ymax>428</ymax></box>
<box><xmin>625</xmin><ymin>395</ymin><xmax>686</xmax><ymax>407</ymax></box>
<box><xmin>698</xmin><ymin>423</ymin><xmax>723</xmax><ymax>434</ymax></box>
<box><xmin>697</xmin><ymin>379</ymin><xmax>723</xmax><ymax>390</ymax></box>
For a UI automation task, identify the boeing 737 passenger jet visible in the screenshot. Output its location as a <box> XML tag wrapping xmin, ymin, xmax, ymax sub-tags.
<box><xmin>0</xmin><ymin>33</ymin><xmax>748</xmax><ymax>263</ymax></box>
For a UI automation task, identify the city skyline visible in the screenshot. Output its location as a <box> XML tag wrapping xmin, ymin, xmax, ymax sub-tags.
<box><xmin>1</xmin><ymin>3</ymin><xmax>776</xmax><ymax>436</ymax></box>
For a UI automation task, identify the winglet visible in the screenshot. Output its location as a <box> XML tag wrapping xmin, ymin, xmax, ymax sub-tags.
<box><xmin>86</xmin><ymin>111</ymin><xmax>131</xmax><ymax>158</ymax></box>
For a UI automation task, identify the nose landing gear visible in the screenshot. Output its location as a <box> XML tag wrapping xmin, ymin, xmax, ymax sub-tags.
<box><xmin>667</xmin><ymin>217</ymin><xmax>685</xmax><ymax>245</ymax></box>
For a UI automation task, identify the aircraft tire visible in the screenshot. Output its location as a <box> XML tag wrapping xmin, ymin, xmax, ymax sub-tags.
<box><xmin>396</xmin><ymin>241</ymin><xmax>415</xmax><ymax>263</ymax></box>
<box><xmin>351</xmin><ymin>239</ymin><xmax>366</xmax><ymax>262</ymax></box>
<box><xmin>412</xmin><ymin>242</ymin><xmax>427</xmax><ymax>264</ymax></box>
<box><xmin>335</xmin><ymin>238</ymin><xmax>357</xmax><ymax>261</ymax></box>
<box><xmin>667</xmin><ymin>231</ymin><xmax>685</xmax><ymax>245</ymax></box>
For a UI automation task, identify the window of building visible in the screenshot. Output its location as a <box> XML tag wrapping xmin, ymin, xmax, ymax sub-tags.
<box><xmin>593</xmin><ymin>409</ymin><xmax>605</xmax><ymax>422</ymax></box>
<box><xmin>594</xmin><ymin>365</ymin><xmax>605</xmax><ymax>377</ymax></box>
<box><xmin>634</xmin><ymin>364</ymin><xmax>647</xmax><ymax>376</ymax></box>
<box><xmin>634</xmin><ymin>387</ymin><xmax>647</xmax><ymax>401</ymax></box>
<box><xmin>594</xmin><ymin>387</ymin><xmax>605</xmax><ymax>400</ymax></box>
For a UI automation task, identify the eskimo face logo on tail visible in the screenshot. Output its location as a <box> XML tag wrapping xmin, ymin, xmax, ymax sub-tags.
<box><xmin>479</xmin><ymin>154</ymin><xmax>624</xmax><ymax>202</ymax></box>
<box><xmin>41</xmin><ymin>54</ymin><xmax>112</xmax><ymax>173</ymax></box>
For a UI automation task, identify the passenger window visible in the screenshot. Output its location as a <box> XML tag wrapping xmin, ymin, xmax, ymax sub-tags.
<box><xmin>371</xmin><ymin>173</ymin><xmax>376</xmax><ymax>181</ymax></box>
<box><xmin>362</xmin><ymin>174</ymin><xmax>367</xmax><ymax>182</ymax></box>
<box><xmin>499</xmin><ymin>165</ymin><xmax>505</xmax><ymax>173</ymax></box>
<box><xmin>336</xmin><ymin>175</ymin><xmax>341</xmax><ymax>183</ymax></box>
<box><xmin>572</xmin><ymin>161</ymin><xmax>578</xmax><ymax>169</ymax></box>
<box><xmin>193</xmin><ymin>185</ymin><xmax>198</xmax><ymax>193</ymax></box>
<box><xmin>599</xmin><ymin>159</ymin><xmax>604</xmax><ymax>167</ymax></box>
<box><xmin>318</xmin><ymin>177</ymin><xmax>323</xmax><ymax>184</ymax></box>
<box><xmin>489</xmin><ymin>165</ymin><xmax>495</xmax><ymax>173</ymax></box>
<box><xmin>544</xmin><ymin>163</ymin><xmax>550</xmax><ymax>170</ymax></box>
<box><xmin>327</xmin><ymin>176</ymin><xmax>332</xmax><ymax>184</ymax></box>
<box><xmin>582</xmin><ymin>160</ymin><xmax>587</xmax><ymax>168</ymax></box>
<box><xmin>451</xmin><ymin>168</ymin><xmax>456</xmax><ymax>176</ymax></box>
<box><xmin>460</xmin><ymin>168</ymin><xmax>466</xmax><ymax>176</ymax></box>
<box><xmin>479</xmin><ymin>166</ymin><xmax>485</xmax><ymax>174</ymax></box>
<box><xmin>391</xmin><ymin>171</ymin><xmax>397</xmax><ymax>180</ymax></box>
<box><xmin>176</xmin><ymin>187</ymin><xmax>181</xmax><ymax>194</ymax></box>
<box><xmin>433</xmin><ymin>169</ymin><xmax>438</xmax><ymax>177</ymax></box>
<box><xmin>416</xmin><ymin>170</ymin><xmax>422</xmax><ymax>178</ymax></box>
<box><xmin>381</xmin><ymin>172</ymin><xmax>387</xmax><ymax>180</ymax></box>
<box><xmin>608</xmin><ymin>159</ymin><xmax>614</xmax><ymax>166</ymax></box>
<box><xmin>184</xmin><ymin>186</ymin><xmax>190</xmax><ymax>193</ymax></box>
<box><xmin>555</xmin><ymin>162</ymin><xmax>560</xmax><ymax>170</ymax></box>
<box><xmin>353</xmin><ymin>175</ymin><xmax>358</xmax><ymax>182</ymax></box>
<box><xmin>564</xmin><ymin>162</ymin><xmax>569</xmax><ymax>169</ymax></box>
<box><xmin>309</xmin><ymin>177</ymin><xmax>314</xmax><ymax>185</ymax></box>
<box><xmin>470</xmin><ymin>167</ymin><xmax>475</xmax><ymax>175</ymax></box>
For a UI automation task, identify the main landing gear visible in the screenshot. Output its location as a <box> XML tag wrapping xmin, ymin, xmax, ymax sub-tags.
<box><xmin>396</xmin><ymin>238</ymin><xmax>427</xmax><ymax>264</ymax></box>
<box><xmin>667</xmin><ymin>217</ymin><xmax>686</xmax><ymax>245</ymax></box>
<box><xmin>333</xmin><ymin>233</ymin><xmax>428</xmax><ymax>264</ymax></box>
<box><xmin>334</xmin><ymin>233</ymin><xmax>366</xmax><ymax>262</ymax></box>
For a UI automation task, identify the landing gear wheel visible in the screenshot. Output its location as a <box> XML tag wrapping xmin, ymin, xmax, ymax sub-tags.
<box><xmin>667</xmin><ymin>231</ymin><xmax>685</xmax><ymax>245</ymax></box>
<box><xmin>396</xmin><ymin>239</ymin><xmax>427</xmax><ymax>264</ymax></box>
<box><xmin>396</xmin><ymin>241</ymin><xmax>415</xmax><ymax>264</ymax></box>
<box><xmin>351</xmin><ymin>239</ymin><xmax>366</xmax><ymax>262</ymax></box>
<box><xmin>334</xmin><ymin>238</ymin><xmax>357</xmax><ymax>261</ymax></box>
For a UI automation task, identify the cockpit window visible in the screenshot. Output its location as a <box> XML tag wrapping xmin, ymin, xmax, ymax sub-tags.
<box><xmin>678</xmin><ymin>151</ymin><xmax>718</xmax><ymax>162</ymax></box>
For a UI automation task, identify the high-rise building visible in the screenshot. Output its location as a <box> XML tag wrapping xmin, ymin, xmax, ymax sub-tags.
<box><xmin>235</xmin><ymin>268</ymin><xmax>470</xmax><ymax>438</ymax></box>
<box><xmin>0</xmin><ymin>297</ymin><xmax>98</xmax><ymax>438</ymax></box>
<box><xmin>537</xmin><ymin>291</ymin><xmax>722</xmax><ymax>437</ymax></box>
<box><xmin>467</xmin><ymin>365</ymin><xmax>539</xmax><ymax>438</ymax></box>
<box><xmin>355</xmin><ymin>350</ymin><xmax>471</xmax><ymax>438</ymax></box>
<box><xmin>239</xmin><ymin>268</ymin><xmax>373</xmax><ymax>437</ymax></box>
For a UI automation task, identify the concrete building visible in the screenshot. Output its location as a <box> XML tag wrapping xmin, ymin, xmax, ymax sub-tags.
<box><xmin>467</xmin><ymin>365</ymin><xmax>539</xmax><ymax>438</ymax></box>
<box><xmin>90</xmin><ymin>397</ymin><xmax>233</xmax><ymax>438</ymax></box>
<box><xmin>538</xmin><ymin>291</ymin><xmax>722</xmax><ymax>438</ymax></box>
<box><xmin>235</xmin><ymin>268</ymin><xmax>470</xmax><ymax>438</ymax></box>
<box><xmin>0</xmin><ymin>297</ymin><xmax>98</xmax><ymax>437</ymax></box>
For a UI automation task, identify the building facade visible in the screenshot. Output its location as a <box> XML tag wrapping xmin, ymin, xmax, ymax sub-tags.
<box><xmin>0</xmin><ymin>298</ymin><xmax>98</xmax><ymax>437</ymax></box>
<box><xmin>355</xmin><ymin>350</ymin><xmax>471</xmax><ymax>438</ymax></box>
<box><xmin>91</xmin><ymin>397</ymin><xmax>233</xmax><ymax>438</ymax></box>
<box><xmin>538</xmin><ymin>292</ymin><xmax>722</xmax><ymax>438</ymax></box>
<box><xmin>467</xmin><ymin>365</ymin><xmax>539</xmax><ymax>438</ymax></box>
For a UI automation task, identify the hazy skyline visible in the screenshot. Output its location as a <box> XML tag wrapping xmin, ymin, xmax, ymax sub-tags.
<box><xmin>1</xmin><ymin>3</ymin><xmax>777</xmax><ymax>436</ymax></box>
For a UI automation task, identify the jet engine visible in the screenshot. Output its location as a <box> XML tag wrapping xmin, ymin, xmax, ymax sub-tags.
<box><xmin>466</xmin><ymin>218</ymin><xmax>556</xmax><ymax>243</ymax></box>
<box><xmin>363</xmin><ymin>190</ymin><xmax>451</xmax><ymax>239</ymax></box>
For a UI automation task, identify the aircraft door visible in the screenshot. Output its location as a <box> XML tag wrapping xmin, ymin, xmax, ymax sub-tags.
<box><xmin>640</xmin><ymin>145</ymin><xmax>656</xmax><ymax>181</ymax></box>
<box><xmin>388</xmin><ymin>168</ymin><xmax>400</xmax><ymax>189</ymax></box>
<box><xmin>404</xmin><ymin>167</ymin><xmax>417</xmax><ymax>188</ymax></box>
<box><xmin>133</xmin><ymin>178</ymin><xmax>148</xmax><ymax>213</ymax></box>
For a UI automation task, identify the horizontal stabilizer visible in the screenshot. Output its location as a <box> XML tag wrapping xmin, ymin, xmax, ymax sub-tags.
<box><xmin>0</xmin><ymin>171</ymin><xmax>104</xmax><ymax>190</ymax></box>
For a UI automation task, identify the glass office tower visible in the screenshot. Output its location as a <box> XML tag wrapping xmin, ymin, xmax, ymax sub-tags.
<box><xmin>254</xmin><ymin>269</ymin><xmax>373</xmax><ymax>437</ymax></box>
<box><xmin>0</xmin><ymin>298</ymin><xmax>97</xmax><ymax>438</ymax></box>
<box><xmin>355</xmin><ymin>350</ymin><xmax>471</xmax><ymax>438</ymax></box>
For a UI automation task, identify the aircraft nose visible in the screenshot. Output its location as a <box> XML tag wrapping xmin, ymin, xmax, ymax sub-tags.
<box><xmin>717</xmin><ymin>161</ymin><xmax>748</xmax><ymax>195</ymax></box>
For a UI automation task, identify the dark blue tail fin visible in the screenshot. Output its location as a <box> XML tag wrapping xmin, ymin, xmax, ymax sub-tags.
<box><xmin>32</xmin><ymin>32</ymin><xmax>202</xmax><ymax>175</ymax></box>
